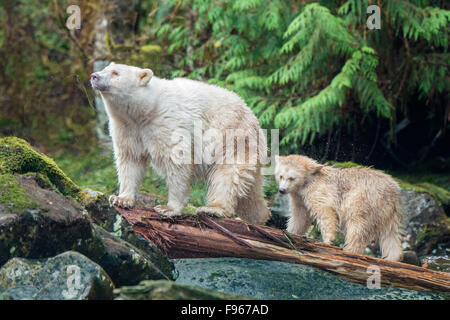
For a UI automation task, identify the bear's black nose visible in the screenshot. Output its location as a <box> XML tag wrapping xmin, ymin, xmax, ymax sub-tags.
<box><xmin>279</xmin><ymin>188</ymin><xmax>286</xmax><ymax>194</ymax></box>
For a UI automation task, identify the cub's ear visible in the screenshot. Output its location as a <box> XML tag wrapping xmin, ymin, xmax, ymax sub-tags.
<box><xmin>304</xmin><ymin>160</ymin><xmax>323</xmax><ymax>175</ymax></box>
<box><xmin>311</xmin><ymin>164</ymin><xmax>324</xmax><ymax>175</ymax></box>
<box><xmin>138</xmin><ymin>69</ymin><xmax>153</xmax><ymax>87</ymax></box>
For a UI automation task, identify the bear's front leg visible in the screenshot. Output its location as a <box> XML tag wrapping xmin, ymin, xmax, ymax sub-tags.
<box><xmin>110</xmin><ymin>154</ymin><xmax>148</xmax><ymax>209</ymax></box>
<box><xmin>312</xmin><ymin>205</ymin><xmax>338</xmax><ymax>245</ymax></box>
<box><xmin>287</xmin><ymin>195</ymin><xmax>314</xmax><ymax>235</ymax></box>
<box><xmin>154</xmin><ymin>165</ymin><xmax>191</xmax><ymax>216</ymax></box>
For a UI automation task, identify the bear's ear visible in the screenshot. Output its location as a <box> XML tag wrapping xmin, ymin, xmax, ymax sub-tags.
<box><xmin>138</xmin><ymin>69</ymin><xmax>153</xmax><ymax>87</ymax></box>
<box><xmin>310</xmin><ymin>163</ymin><xmax>324</xmax><ymax>175</ymax></box>
<box><xmin>303</xmin><ymin>158</ymin><xmax>323</xmax><ymax>175</ymax></box>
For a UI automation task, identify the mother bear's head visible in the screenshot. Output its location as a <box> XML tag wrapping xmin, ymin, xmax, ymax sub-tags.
<box><xmin>90</xmin><ymin>62</ymin><xmax>153</xmax><ymax>95</ymax></box>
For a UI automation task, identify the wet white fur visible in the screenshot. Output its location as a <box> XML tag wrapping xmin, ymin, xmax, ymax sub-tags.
<box><xmin>275</xmin><ymin>155</ymin><xmax>403</xmax><ymax>261</ymax></box>
<box><xmin>95</xmin><ymin>63</ymin><xmax>270</xmax><ymax>224</ymax></box>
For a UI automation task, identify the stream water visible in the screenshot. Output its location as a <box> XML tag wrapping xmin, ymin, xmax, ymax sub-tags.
<box><xmin>173</xmin><ymin>258</ymin><xmax>449</xmax><ymax>300</ymax></box>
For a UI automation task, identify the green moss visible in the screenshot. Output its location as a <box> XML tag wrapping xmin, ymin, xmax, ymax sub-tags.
<box><xmin>326</xmin><ymin>161</ymin><xmax>365</xmax><ymax>169</ymax></box>
<box><xmin>395</xmin><ymin>180</ymin><xmax>450</xmax><ymax>208</ymax></box>
<box><xmin>0</xmin><ymin>137</ymin><xmax>80</xmax><ymax>197</ymax></box>
<box><xmin>415</xmin><ymin>225</ymin><xmax>444</xmax><ymax>248</ymax></box>
<box><xmin>182</xmin><ymin>205</ymin><xmax>197</xmax><ymax>215</ymax></box>
<box><xmin>0</xmin><ymin>173</ymin><xmax>41</xmax><ymax>213</ymax></box>
<box><xmin>416</xmin><ymin>183</ymin><xmax>450</xmax><ymax>208</ymax></box>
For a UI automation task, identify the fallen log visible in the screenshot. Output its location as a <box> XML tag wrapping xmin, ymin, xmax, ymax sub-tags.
<box><xmin>116</xmin><ymin>207</ymin><xmax>450</xmax><ymax>293</ymax></box>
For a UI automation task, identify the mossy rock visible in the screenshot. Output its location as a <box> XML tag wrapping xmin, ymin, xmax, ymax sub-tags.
<box><xmin>0</xmin><ymin>137</ymin><xmax>80</xmax><ymax>198</ymax></box>
<box><xmin>0</xmin><ymin>173</ymin><xmax>42</xmax><ymax>214</ymax></box>
<box><xmin>414</xmin><ymin>217</ymin><xmax>450</xmax><ymax>256</ymax></box>
<box><xmin>0</xmin><ymin>173</ymin><xmax>174</xmax><ymax>285</ymax></box>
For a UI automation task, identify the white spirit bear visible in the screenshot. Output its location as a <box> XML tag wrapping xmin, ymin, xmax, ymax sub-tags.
<box><xmin>275</xmin><ymin>155</ymin><xmax>403</xmax><ymax>261</ymax></box>
<box><xmin>91</xmin><ymin>63</ymin><xmax>270</xmax><ymax>225</ymax></box>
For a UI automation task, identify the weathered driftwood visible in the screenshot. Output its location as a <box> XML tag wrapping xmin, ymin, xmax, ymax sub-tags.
<box><xmin>116</xmin><ymin>207</ymin><xmax>450</xmax><ymax>293</ymax></box>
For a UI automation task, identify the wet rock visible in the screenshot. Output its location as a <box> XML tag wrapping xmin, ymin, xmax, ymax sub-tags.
<box><xmin>401</xmin><ymin>189</ymin><xmax>450</xmax><ymax>255</ymax></box>
<box><xmin>92</xmin><ymin>225</ymin><xmax>173</xmax><ymax>286</ymax></box>
<box><xmin>0</xmin><ymin>251</ymin><xmax>114</xmax><ymax>300</ymax></box>
<box><xmin>174</xmin><ymin>258</ymin><xmax>448</xmax><ymax>300</ymax></box>
<box><xmin>81</xmin><ymin>189</ymin><xmax>158</xmax><ymax>250</ymax></box>
<box><xmin>0</xmin><ymin>173</ymin><xmax>174</xmax><ymax>286</ymax></box>
<box><xmin>81</xmin><ymin>189</ymin><xmax>175</xmax><ymax>284</ymax></box>
<box><xmin>0</xmin><ymin>173</ymin><xmax>94</xmax><ymax>266</ymax></box>
<box><xmin>401</xmin><ymin>250</ymin><xmax>421</xmax><ymax>266</ymax></box>
<box><xmin>115</xmin><ymin>280</ymin><xmax>248</xmax><ymax>300</ymax></box>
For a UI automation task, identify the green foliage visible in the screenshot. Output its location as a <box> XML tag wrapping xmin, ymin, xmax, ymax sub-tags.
<box><xmin>0</xmin><ymin>0</ymin><xmax>97</xmax><ymax>149</ymax></box>
<box><xmin>135</xmin><ymin>0</ymin><xmax>449</xmax><ymax>152</ymax></box>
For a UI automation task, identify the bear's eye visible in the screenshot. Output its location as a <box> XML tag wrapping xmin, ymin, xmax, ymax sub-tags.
<box><xmin>288</xmin><ymin>177</ymin><xmax>295</xmax><ymax>181</ymax></box>
<box><xmin>111</xmin><ymin>70</ymin><xmax>119</xmax><ymax>76</ymax></box>
<box><xmin>279</xmin><ymin>175</ymin><xmax>283</xmax><ymax>180</ymax></box>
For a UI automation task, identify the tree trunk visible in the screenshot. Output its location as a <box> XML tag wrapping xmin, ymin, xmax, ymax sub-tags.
<box><xmin>115</xmin><ymin>207</ymin><xmax>450</xmax><ymax>293</ymax></box>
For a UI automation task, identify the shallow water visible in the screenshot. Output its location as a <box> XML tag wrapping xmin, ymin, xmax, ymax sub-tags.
<box><xmin>422</xmin><ymin>255</ymin><xmax>450</xmax><ymax>272</ymax></box>
<box><xmin>173</xmin><ymin>258</ymin><xmax>449</xmax><ymax>300</ymax></box>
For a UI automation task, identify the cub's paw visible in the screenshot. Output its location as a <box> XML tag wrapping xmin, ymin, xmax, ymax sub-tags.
<box><xmin>109</xmin><ymin>195</ymin><xmax>135</xmax><ymax>209</ymax></box>
<box><xmin>154</xmin><ymin>205</ymin><xmax>181</xmax><ymax>217</ymax></box>
<box><xmin>196</xmin><ymin>206</ymin><xmax>231</xmax><ymax>218</ymax></box>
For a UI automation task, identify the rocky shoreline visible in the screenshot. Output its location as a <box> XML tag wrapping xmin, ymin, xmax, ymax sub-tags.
<box><xmin>0</xmin><ymin>137</ymin><xmax>449</xmax><ymax>300</ymax></box>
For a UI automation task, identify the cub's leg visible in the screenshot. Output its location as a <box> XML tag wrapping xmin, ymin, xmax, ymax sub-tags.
<box><xmin>197</xmin><ymin>164</ymin><xmax>251</xmax><ymax>218</ymax></box>
<box><xmin>344</xmin><ymin>218</ymin><xmax>371</xmax><ymax>254</ymax></box>
<box><xmin>110</xmin><ymin>153</ymin><xmax>148</xmax><ymax>208</ymax></box>
<box><xmin>379</xmin><ymin>204</ymin><xmax>403</xmax><ymax>261</ymax></box>
<box><xmin>287</xmin><ymin>195</ymin><xmax>314</xmax><ymax>235</ymax></box>
<box><xmin>311</xmin><ymin>205</ymin><xmax>339</xmax><ymax>245</ymax></box>
<box><xmin>154</xmin><ymin>163</ymin><xmax>192</xmax><ymax>216</ymax></box>
<box><xmin>235</xmin><ymin>167</ymin><xmax>270</xmax><ymax>225</ymax></box>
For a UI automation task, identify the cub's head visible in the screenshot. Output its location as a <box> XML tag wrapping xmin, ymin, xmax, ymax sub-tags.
<box><xmin>90</xmin><ymin>62</ymin><xmax>153</xmax><ymax>95</ymax></box>
<box><xmin>274</xmin><ymin>155</ymin><xmax>323</xmax><ymax>194</ymax></box>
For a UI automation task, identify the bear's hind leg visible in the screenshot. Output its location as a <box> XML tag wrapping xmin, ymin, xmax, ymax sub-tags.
<box><xmin>197</xmin><ymin>164</ymin><xmax>253</xmax><ymax>218</ymax></box>
<box><xmin>235</xmin><ymin>173</ymin><xmax>270</xmax><ymax>225</ymax></box>
<box><xmin>344</xmin><ymin>219</ymin><xmax>370</xmax><ymax>254</ymax></box>
<box><xmin>379</xmin><ymin>214</ymin><xmax>403</xmax><ymax>261</ymax></box>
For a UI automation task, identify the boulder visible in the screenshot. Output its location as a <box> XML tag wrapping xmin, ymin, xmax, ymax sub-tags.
<box><xmin>0</xmin><ymin>137</ymin><xmax>175</xmax><ymax>286</ymax></box>
<box><xmin>401</xmin><ymin>189</ymin><xmax>450</xmax><ymax>256</ymax></box>
<box><xmin>0</xmin><ymin>251</ymin><xmax>114</xmax><ymax>300</ymax></box>
<box><xmin>80</xmin><ymin>189</ymin><xmax>166</xmax><ymax>261</ymax></box>
<box><xmin>0</xmin><ymin>174</ymin><xmax>173</xmax><ymax>288</ymax></box>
